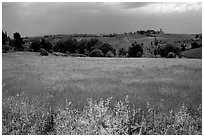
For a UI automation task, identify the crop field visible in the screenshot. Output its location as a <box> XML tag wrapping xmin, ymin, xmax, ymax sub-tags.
<box><xmin>2</xmin><ymin>52</ymin><xmax>202</xmax><ymax>112</ymax></box>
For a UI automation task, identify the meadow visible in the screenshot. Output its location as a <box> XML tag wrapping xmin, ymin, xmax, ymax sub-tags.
<box><xmin>3</xmin><ymin>52</ymin><xmax>201</xmax><ymax>111</ymax></box>
<box><xmin>2</xmin><ymin>52</ymin><xmax>202</xmax><ymax>134</ymax></box>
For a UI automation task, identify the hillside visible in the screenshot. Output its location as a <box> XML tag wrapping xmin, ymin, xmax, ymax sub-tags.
<box><xmin>25</xmin><ymin>33</ymin><xmax>198</xmax><ymax>58</ymax></box>
<box><xmin>182</xmin><ymin>47</ymin><xmax>202</xmax><ymax>59</ymax></box>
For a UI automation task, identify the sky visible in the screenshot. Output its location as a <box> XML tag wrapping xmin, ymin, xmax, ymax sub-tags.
<box><xmin>2</xmin><ymin>2</ymin><xmax>202</xmax><ymax>37</ymax></box>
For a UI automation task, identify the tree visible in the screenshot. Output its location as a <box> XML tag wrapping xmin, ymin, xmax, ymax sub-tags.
<box><xmin>54</xmin><ymin>39</ymin><xmax>78</xmax><ymax>53</ymax></box>
<box><xmin>40</xmin><ymin>39</ymin><xmax>52</xmax><ymax>52</ymax></box>
<box><xmin>2</xmin><ymin>31</ymin><xmax>7</xmax><ymax>45</ymax></box>
<box><xmin>128</xmin><ymin>41</ymin><xmax>143</xmax><ymax>57</ymax></box>
<box><xmin>77</xmin><ymin>39</ymin><xmax>88</xmax><ymax>54</ymax></box>
<box><xmin>191</xmin><ymin>42</ymin><xmax>201</xmax><ymax>49</ymax></box>
<box><xmin>118</xmin><ymin>48</ymin><xmax>127</xmax><ymax>57</ymax></box>
<box><xmin>158</xmin><ymin>43</ymin><xmax>181</xmax><ymax>57</ymax></box>
<box><xmin>106</xmin><ymin>50</ymin><xmax>114</xmax><ymax>57</ymax></box>
<box><xmin>86</xmin><ymin>38</ymin><xmax>103</xmax><ymax>52</ymax></box>
<box><xmin>13</xmin><ymin>32</ymin><xmax>24</xmax><ymax>51</ymax></box>
<box><xmin>39</xmin><ymin>48</ymin><xmax>49</xmax><ymax>56</ymax></box>
<box><xmin>98</xmin><ymin>43</ymin><xmax>116</xmax><ymax>56</ymax></box>
<box><xmin>181</xmin><ymin>44</ymin><xmax>186</xmax><ymax>51</ymax></box>
<box><xmin>90</xmin><ymin>48</ymin><xmax>104</xmax><ymax>57</ymax></box>
<box><xmin>30</xmin><ymin>40</ymin><xmax>41</xmax><ymax>52</ymax></box>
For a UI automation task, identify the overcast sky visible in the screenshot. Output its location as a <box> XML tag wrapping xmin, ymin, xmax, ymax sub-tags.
<box><xmin>2</xmin><ymin>2</ymin><xmax>202</xmax><ymax>37</ymax></box>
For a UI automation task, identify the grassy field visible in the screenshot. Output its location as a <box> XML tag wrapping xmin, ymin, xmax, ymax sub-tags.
<box><xmin>2</xmin><ymin>52</ymin><xmax>202</xmax><ymax>113</ymax></box>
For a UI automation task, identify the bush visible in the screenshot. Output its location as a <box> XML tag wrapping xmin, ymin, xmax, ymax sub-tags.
<box><xmin>77</xmin><ymin>39</ymin><xmax>88</xmax><ymax>54</ymax></box>
<box><xmin>39</xmin><ymin>48</ymin><xmax>49</xmax><ymax>56</ymax></box>
<box><xmin>30</xmin><ymin>40</ymin><xmax>41</xmax><ymax>52</ymax></box>
<box><xmin>13</xmin><ymin>32</ymin><xmax>24</xmax><ymax>51</ymax></box>
<box><xmin>2</xmin><ymin>94</ymin><xmax>202</xmax><ymax>135</ymax></box>
<box><xmin>98</xmin><ymin>43</ymin><xmax>116</xmax><ymax>56</ymax></box>
<box><xmin>118</xmin><ymin>48</ymin><xmax>127</xmax><ymax>57</ymax></box>
<box><xmin>2</xmin><ymin>45</ymin><xmax>11</xmax><ymax>53</ymax></box>
<box><xmin>128</xmin><ymin>42</ymin><xmax>143</xmax><ymax>57</ymax></box>
<box><xmin>158</xmin><ymin>43</ymin><xmax>181</xmax><ymax>58</ymax></box>
<box><xmin>106</xmin><ymin>50</ymin><xmax>114</xmax><ymax>57</ymax></box>
<box><xmin>191</xmin><ymin>42</ymin><xmax>201</xmax><ymax>49</ymax></box>
<box><xmin>40</xmin><ymin>39</ymin><xmax>52</xmax><ymax>52</ymax></box>
<box><xmin>167</xmin><ymin>52</ymin><xmax>175</xmax><ymax>58</ymax></box>
<box><xmin>54</xmin><ymin>39</ymin><xmax>78</xmax><ymax>53</ymax></box>
<box><xmin>181</xmin><ymin>44</ymin><xmax>186</xmax><ymax>51</ymax></box>
<box><xmin>90</xmin><ymin>49</ymin><xmax>104</xmax><ymax>57</ymax></box>
<box><xmin>86</xmin><ymin>38</ymin><xmax>103</xmax><ymax>52</ymax></box>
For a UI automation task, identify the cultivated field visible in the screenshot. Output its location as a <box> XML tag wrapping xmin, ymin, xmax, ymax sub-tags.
<box><xmin>2</xmin><ymin>52</ymin><xmax>202</xmax><ymax>112</ymax></box>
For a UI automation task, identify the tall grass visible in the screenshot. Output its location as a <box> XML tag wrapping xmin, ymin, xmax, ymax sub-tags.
<box><xmin>2</xmin><ymin>94</ymin><xmax>202</xmax><ymax>135</ymax></box>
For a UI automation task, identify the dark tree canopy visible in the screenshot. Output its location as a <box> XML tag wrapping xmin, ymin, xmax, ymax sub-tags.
<box><xmin>54</xmin><ymin>38</ymin><xmax>78</xmax><ymax>53</ymax></box>
<box><xmin>128</xmin><ymin>41</ymin><xmax>143</xmax><ymax>57</ymax></box>
<box><xmin>119</xmin><ymin>48</ymin><xmax>127</xmax><ymax>57</ymax></box>
<box><xmin>98</xmin><ymin>43</ymin><xmax>116</xmax><ymax>56</ymax></box>
<box><xmin>158</xmin><ymin>43</ymin><xmax>181</xmax><ymax>57</ymax></box>
<box><xmin>86</xmin><ymin>38</ymin><xmax>103</xmax><ymax>52</ymax></box>
<box><xmin>13</xmin><ymin>32</ymin><xmax>24</xmax><ymax>51</ymax></box>
<box><xmin>90</xmin><ymin>48</ymin><xmax>104</xmax><ymax>57</ymax></box>
<box><xmin>77</xmin><ymin>39</ymin><xmax>88</xmax><ymax>54</ymax></box>
<box><xmin>191</xmin><ymin>42</ymin><xmax>201</xmax><ymax>49</ymax></box>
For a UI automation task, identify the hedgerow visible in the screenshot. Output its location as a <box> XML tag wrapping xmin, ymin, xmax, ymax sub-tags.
<box><xmin>2</xmin><ymin>94</ymin><xmax>202</xmax><ymax>135</ymax></box>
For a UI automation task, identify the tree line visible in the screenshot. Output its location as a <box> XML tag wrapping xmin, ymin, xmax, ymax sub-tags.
<box><xmin>2</xmin><ymin>31</ymin><xmax>202</xmax><ymax>58</ymax></box>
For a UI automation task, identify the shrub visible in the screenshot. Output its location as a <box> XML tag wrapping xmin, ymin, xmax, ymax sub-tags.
<box><xmin>106</xmin><ymin>50</ymin><xmax>114</xmax><ymax>57</ymax></box>
<box><xmin>90</xmin><ymin>49</ymin><xmax>104</xmax><ymax>57</ymax></box>
<box><xmin>158</xmin><ymin>43</ymin><xmax>181</xmax><ymax>58</ymax></box>
<box><xmin>77</xmin><ymin>39</ymin><xmax>88</xmax><ymax>54</ymax></box>
<box><xmin>181</xmin><ymin>44</ymin><xmax>186</xmax><ymax>51</ymax></box>
<box><xmin>128</xmin><ymin>42</ymin><xmax>143</xmax><ymax>57</ymax></box>
<box><xmin>40</xmin><ymin>39</ymin><xmax>52</xmax><ymax>52</ymax></box>
<box><xmin>98</xmin><ymin>43</ymin><xmax>116</xmax><ymax>56</ymax></box>
<box><xmin>167</xmin><ymin>52</ymin><xmax>175</xmax><ymax>58</ymax></box>
<box><xmin>2</xmin><ymin>94</ymin><xmax>202</xmax><ymax>135</ymax></box>
<box><xmin>54</xmin><ymin>39</ymin><xmax>78</xmax><ymax>53</ymax></box>
<box><xmin>86</xmin><ymin>38</ymin><xmax>103</xmax><ymax>52</ymax></box>
<box><xmin>2</xmin><ymin>45</ymin><xmax>11</xmax><ymax>53</ymax></box>
<box><xmin>30</xmin><ymin>40</ymin><xmax>41</xmax><ymax>52</ymax></box>
<box><xmin>191</xmin><ymin>42</ymin><xmax>201</xmax><ymax>49</ymax></box>
<box><xmin>13</xmin><ymin>32</ymin><xmax>24</xmax><ymax>51</ymax></box>
<box><xmin>118</xmin><ymin>48</ymin><xmax>127</xmax><ymax>57</ymax></box>
<box><xmin>39</xmin><ymin>48</ymin><xmax>49</xmax><ymax>56</ymax></box>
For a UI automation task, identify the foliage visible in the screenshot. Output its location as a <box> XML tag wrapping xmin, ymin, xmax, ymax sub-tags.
<box><xmin>2</xmin><ymin>31</ymin><xmax>10</xmax><ymax>45</ymax></box>
<box><xmin>180</xmin><ymin>44</ymin><xmax>186</xmax><ymax>51</ymax></box>
<box><xmin>2</xmin><ymin>94</ymin><xmax>202</xmax><ymax>135</ymax></box>
<box><xmin>158</xmin><ymin>43</ymin><xmax>181</xmax><ymax>58</ymax></box>
<box><xmin>77</xmin><ymin>39</ymin><xmax>88</xmax><ymax>54</ymax></box>
<box><xmin>39</xmin><ymin>48</ymin><xmax>49</xmax><ymax>56</ymax></box>
<box><xmin>98</xmin><ymin>43</ymin><xmax>116</xmax><ymax>56</ymax></box>
<box><xmin>191</xmin><ymin>42</ymin><xmax>202</xmax><ymax>49</ymax></box>
<box><xmin>86</xmin><ymin>38</ymin><xmax>103</xmax><ymax>52</ymax></box>
<box><xmin>167</xmin><ymin>52</ymin><xmax>175</xmax><ymax>58</ymax></box>
<box><xmin>106</xmin><ymin>50</ymin><xmax>114</xmax><ymax>57</ymax></box>
<box><xmin>30</xmin><ymin>40</ymin><xmax>41</xmax><ymax>52</ymax></box>
<box><xmin>2</xmin><ymin>45</ymin><xmax>11</xmax><ymax>53</ymax></box>
<box><xmin>13</xmin><ymin>32</ymin><xmax>24</xmax><ymax>51</ymax></box>
<box><xmin>128</xmin><ymin>41</ymin><xmax>143</xmax><ymax>57</ymax></box>
<box><xmin>54</xmin><ymin>39</ymin><xmax>78</xmax><ymax>53</ymax></box>
<box><xmin>40</xmin><ymin>39</ymin><xmax>52</xmax><ymax>52</ymax></box>
<box><xmin>118</xmin><ymin>48</ymin><xmax>127</xmax><ymax>57</ymax></box>
<box><xmin>90</xmin><ymin>48</ymin><xmax>104</xmax><ymax>57</ymax></box>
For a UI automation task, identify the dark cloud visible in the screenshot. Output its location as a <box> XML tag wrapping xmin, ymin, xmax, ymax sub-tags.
<box><xmin>2</xmin><ymin>2</ymin><xmax>202</xmax><ymax>37</ymax></box>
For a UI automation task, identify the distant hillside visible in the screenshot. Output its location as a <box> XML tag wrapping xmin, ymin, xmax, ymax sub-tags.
<box><xmin>182</xmin><ymin>47</ymin><xmax>202</xmax><ymax>59</ymax></box>
<box><xmin>25</xmin><ymin>33</ymin><xmax>198</xmax><ymax>58</ymax></box>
